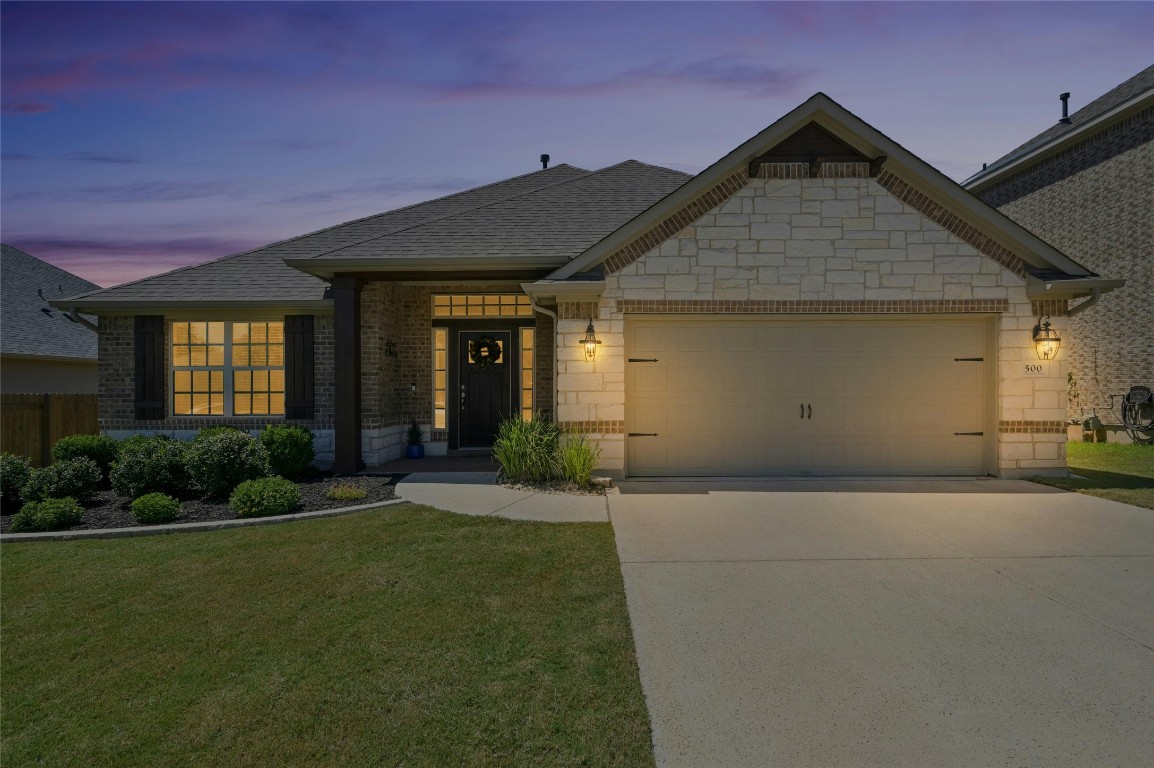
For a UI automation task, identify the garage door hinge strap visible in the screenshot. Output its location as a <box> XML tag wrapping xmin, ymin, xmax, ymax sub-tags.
<box><xmin>628</xmin><ymin>432</ymin><xmax>659</xmax><ymax>437</ymax></box>
<box><xmin>628</xmin><ymin>358</ymin><xmax>659</xmax><ymax>363</ymax></box>
<box><xmin>954</xmin><ymin>357</ymin><xmax>984</xmax><ymax>362</ymax></box>
<box><xmin>953</xmin><ymin>432</ymin><xmax>984</xmax><ymax>436</ymax></box>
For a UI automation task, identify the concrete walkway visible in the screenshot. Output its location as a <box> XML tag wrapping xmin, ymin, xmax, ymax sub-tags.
<box><xmin>610</xmin><ymin>479</ymin><xmax>1154</xmax><ymax>767</ymax></box>
<box><xmin>396</xmin><ymin>472</ymin><xmax>608</xmax><ymax>522</ymax></box>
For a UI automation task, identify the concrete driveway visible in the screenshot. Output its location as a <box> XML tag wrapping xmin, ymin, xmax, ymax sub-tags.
<box><xmin>610</xmin><ymin>479</ymin><xmax>1154</xmax><ymax>768</ymax></box>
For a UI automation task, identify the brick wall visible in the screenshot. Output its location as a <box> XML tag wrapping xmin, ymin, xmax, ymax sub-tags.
<box><xmin>979</xmin><ymin>138</ymin><xmax>1154</xmax><ymax>424</ymax></box>
<box><xmin>96</xmin><ymin>312</ymin><xmax>337</xmax><ymax>462</ymax></box>
<box><xmin>555</xmin><ymin>174</ymin><xmax>1065</xmax><ymax>476</ymax></box>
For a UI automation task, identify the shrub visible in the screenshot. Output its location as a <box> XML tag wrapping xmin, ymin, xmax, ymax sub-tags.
<box><xmin>130</xmin><ymin>492</ymin><xmax>181</xmax><ymax>524</ymax></box>
<box><xmin>21</xmin><ymin>458</ymin><xmax>101</xmax><ymax>504</ymax></box>
<box><xmin>193</xmin><ymin>425</ymin><xmax>244</xmax><ymax>443</ymax></box>
<box><xmin>556</xmin><ymin>434</ymin><xmax>602</xmax><ymax>486</ymax></box>
<box><xmin>51</xmin><ymin>434</ymin><xmax>119</xmax><ymax>483</ymax></box>
<box><xmin>492</xmin><ymin>415</ymin><xmax>561</xmax><ymax>483</ymax></box>
<box><xmin>406</xmin><ymin>421</ymin><xmax>424</xmax><ymax>446</ymax></box>
<box><xmin>10</xmin><ymin>497</ymin><xmax>84</xmax><ymax>532</ymax></box>
<box><xmin>111</xmin><ymin>436</ymin><xmax>188</xmax><ymax>499</ymax></box>
<box><xmin>1</xmin><ymin>453</ymin><xmax>32</xmax><ymax>510</ymax></box>
<box><xmin>327</xmin><ymin>482</ymin><xmax>367</xmax><ymax>502</ymax></box>
<box><xmin>259</xmin><ymin>425</ymin><xmax>315</xmax><ymax>479</ymax></box>
<box><xmin>186</xmin><ymin>430</ymin><xmax>270</xmax><ymax>497</ymax></box>
<box><xmin>229</xmin><ymin>476</ymin><xmax>300</xmax><ymax>518</ymax></box>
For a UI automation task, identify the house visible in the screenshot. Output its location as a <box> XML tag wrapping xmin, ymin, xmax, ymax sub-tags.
<box><xmin>1</xmin><ymin>244</ymin><xmax>99</xmax><ymax>394</ymax></box>
<box><xmin>964</xmin><ymin>66</ymin><xmax>1153</xmax><ymax>439</ymax></box>
<box><xmin>55</xmin><ymin>94</ymin><xmax>1124</xmax><ymax>478</ymax></box>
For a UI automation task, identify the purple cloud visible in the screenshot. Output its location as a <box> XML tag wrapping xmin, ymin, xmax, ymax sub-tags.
<box><xmin>2</xmin><ymin>101</ymin><xmax>53</xmax><ymax>114</ymax></box>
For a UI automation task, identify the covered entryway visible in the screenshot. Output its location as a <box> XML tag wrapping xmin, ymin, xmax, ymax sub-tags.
<box><xmin>625</xmin><ymin>317</ymin><xmax>993</xmax><ymax>476</ymax></box>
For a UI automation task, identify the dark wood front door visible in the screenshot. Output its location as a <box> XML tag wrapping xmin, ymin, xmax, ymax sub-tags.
<box><xmin>457</xmin><ymin>330</ymin><xmax>511</xmax><ymax>447</ymax></box>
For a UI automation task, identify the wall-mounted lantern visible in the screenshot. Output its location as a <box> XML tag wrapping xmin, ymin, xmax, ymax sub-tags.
<box><xmin>1033</xmin><ymin>316</ymin><xmax>1061</xmax><ymax>360</ymax></box>
<box><xmin>579</xmin><ymin>319</ymin><xmax>602</xmax><ymax>362</ymax></box>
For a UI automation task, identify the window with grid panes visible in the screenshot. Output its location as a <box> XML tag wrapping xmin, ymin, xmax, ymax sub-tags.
<box><xmin>171</xmin><ymin>321</ymin><xmax>285</xmax><ymax>416</ymax></box>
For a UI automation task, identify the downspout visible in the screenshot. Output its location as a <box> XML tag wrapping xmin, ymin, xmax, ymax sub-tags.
<box><xmin>529</xmin><ymin>300</ymin><xmax>559</xmax><ymax>420</ymax></box>
<box><xmin>1066</xmin><ymin>288</ymin><xmax>1102</xmax><ymax>317</ymax></box>
<box><xmin>64</xmin><ymin>307</ymin><xmax>99</xmax><ymax>333</ymax></box>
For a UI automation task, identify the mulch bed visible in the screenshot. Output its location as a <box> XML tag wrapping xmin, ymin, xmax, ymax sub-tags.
<box><xmin>0</xmin><ymin>474</ymin><xmax>402</xmax><ymax>533</ymax></box>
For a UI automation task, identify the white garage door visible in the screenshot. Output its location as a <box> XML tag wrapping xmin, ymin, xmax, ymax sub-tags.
<box><xmin>625</xmin><ymin>318</ymin><xmax>991</xmax><ymax>476</ymax></box>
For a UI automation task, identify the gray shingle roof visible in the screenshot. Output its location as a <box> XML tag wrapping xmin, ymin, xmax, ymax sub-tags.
<box><xmin>65</xmin><ymin>162</ymin><xmax>689</xmax><ymax>308</ymax></box>
<box><xmin>967</xmin><ymin>64</ymin><xmax>1154</xmax><ymax>183</ymax></box>
<box><xmin>2</xmin><ymin>244</ymin><xmax>99</xmax><ymax>359</ymax></box>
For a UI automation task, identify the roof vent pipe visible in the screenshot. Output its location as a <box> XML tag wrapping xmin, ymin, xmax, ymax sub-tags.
<box><xmin>1059</xmin><ymin>92</ymin><xmax>1071</xmax><ymax>124</ymax></box>
<box><xmin>540</xmin><ymin>154</ymin><xmax>550</xmax><ymax>169</ymax></box>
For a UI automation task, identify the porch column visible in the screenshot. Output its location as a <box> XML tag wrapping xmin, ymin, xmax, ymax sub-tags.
<box><xmin>332</xmin><ymin>276</ymin><xmax>362</xmax><ymax>473</ymax></box>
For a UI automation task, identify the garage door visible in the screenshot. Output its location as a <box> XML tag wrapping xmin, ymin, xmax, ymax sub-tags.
<box><xmin>625</xmin><ymin>318</ymin><xmax>991</xmax><ymax>476</ymax></box>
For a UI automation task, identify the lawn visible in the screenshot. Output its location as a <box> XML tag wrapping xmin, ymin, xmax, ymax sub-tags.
<box><xmin>1029</xmin><ymin>441</ymin><xmax>1154</xmax><ymax>509</ymax></box>
<box><xmin>1</xmin><ymin>503</ymin><xmax>655</xmax><ymax>768</ymax></box>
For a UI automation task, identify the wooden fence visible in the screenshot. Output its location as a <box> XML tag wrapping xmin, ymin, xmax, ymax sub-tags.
<box><xmin>1</xmin><ymin>394</ymin><xmax>99</xmax><ymax>466</ymax></box>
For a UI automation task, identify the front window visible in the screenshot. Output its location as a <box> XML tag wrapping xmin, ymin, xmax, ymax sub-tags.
<box><xmin>171</xmin><ymin>321</ymin><xmax>285</xmax><ymax>416</ymax></box>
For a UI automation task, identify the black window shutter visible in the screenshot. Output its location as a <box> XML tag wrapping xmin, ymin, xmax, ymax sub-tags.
<box><xmin>134</xmin><ymin>315</ymin><xmax>166</xmax><ymax>420</ymax></box>
<box><xmin>284</xmin><ymin>315</ymin><xmax>315</xmax><ymax>420</ymax></box>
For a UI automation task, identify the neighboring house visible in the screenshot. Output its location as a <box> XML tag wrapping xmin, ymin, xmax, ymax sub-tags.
<box><xmin>1</xmin><ymin>244</ymin><xmax>99</xmax><ymax>394</ymax></box>
<box><xmin>964</xmin><ymin>66</ymin><xmax>1153</xmax><ymax>436</ymax></box>
<box><xmin>56</xmin><ymin>94</ymin><xmax>1123</xmax><ymax>478</ymax></box>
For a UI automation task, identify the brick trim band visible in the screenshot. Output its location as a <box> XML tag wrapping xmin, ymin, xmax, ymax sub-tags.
<box><xmin>558</xmin><ymin>301</ymin><xmax>599</xmax><ymax>320</ymax></box>
<box><xmin>756</xmin><ymin>161</ymin><xmax>872</xmax><ymax>179</ymax></box>
<box><xmin>101</xmin><ymin>418</ymin><xmax>335</xmax><ymax>430</ymax></box>
<box><xmin>875</xmin><ymin>169</ymin><xmax>1028</xmax><ymax>278</ymax></box>
<box><xmin>617</xmin><ymin>299</ymin><xmax>1009</xmax><ymax>314</ymax></box>
<box><xmin>999</xmin><ymin>420</ymin><xmax>1066</xmax><ymax>434</ymax></box>
<box><xmin>1030</xmin><ymin>299</ymin><xmax>1069</xmax><ymax>317</ymax></box>
<box><xmin>558</xmin><ymin>420</ymin><xmax>625</xmax><ymax>434</ymax></box>
<box><xmin>603</xmin><ymin>169</ymin><xmax>749</xmax><ymax>274</ymax></box>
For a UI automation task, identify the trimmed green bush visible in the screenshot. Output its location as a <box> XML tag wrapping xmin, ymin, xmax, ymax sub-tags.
<box><xmin>10</xmin><ymin>497</ymin><xmax>84</xmax><ymax>532</ymax></box>
<box><xmin>111</xmin><ymin>436</ymin><xmax>188</xmax><ymax>499</ymax></box>
<box><xmin>229</xmin><ymin>476</ymin><xmax>300</xmax><ymax>518</ymax></box>
<box><xmin>492</xmin><ymin>415</ymin><xmax>561</xmax><ymax>483</ymax></box>
<box><xmin>259</xmin><ymin>425</ymin><xmax>315</xmax><ymax>479</ymax></box>
<box><xmin>21</xmin><ymin>458</ymin><xmax>101</xmax><ymax>504</ymax></box>
<box><xmin>327</xmin><ymin>483</ymin><xmax>367</xmax><ymax>502</ymax></box>
<box><xmin>51</xmin><ymin>434</ymin><xmax>119</xmax><ymax>483</ymax></box>
<box><xmin>186</xmin><ymin>430</ymin><xmax>270</xmax><ymax>498</ymax></box>
<box><xmin>130</xmin><ymin>493</ymin><xmax>181</xmax><ymax>524</ymax></box>
<box><xmin>1</xmin><ymin>452</ymin><xmax>33</xmax><ymax>510</ymax></box>
<box><xmin>556</xmin><ymin>434</ymin><xmax>602</xmax><ymax>486</ymax></box>
<box><xmin>192</xmin><ymin>425</ymin><xmax>244</xmax><ymax>443</ymax></box>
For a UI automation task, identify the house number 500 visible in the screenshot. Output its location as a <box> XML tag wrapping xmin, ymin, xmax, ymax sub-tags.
<box><xmin>1024</xmin><ymin>363</ymin><xmax>1047</xmax><ymax>377</ymax></box>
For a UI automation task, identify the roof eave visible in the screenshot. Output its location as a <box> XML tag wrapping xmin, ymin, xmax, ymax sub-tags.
<box><xmin>48</xmin><ymin>299</ymin><xmax>334</xmax><ymax>315</ymax></box>
<box><xmin>1025</xmin><ymin>275</ymin><xmax>1126</xmax><ymax>301</ymax></box>
<box><xmin>284</xmin><ymin>255</ymin><xmax>567</xmax><ymax>279</ymax></box>
<box><xmin>964</xmin><ymin>88</ymin><xmax>1154</xmax><ymax>191</ymax></box>
<box><xmin>520</xmin><ymin>279</ymin><xmax>607</xmax><ymax>303</ymax></box>
<box><xmin>0</xmin><ymin>351</ymin><xmax>97</xmax><ymax>364</ymax></box>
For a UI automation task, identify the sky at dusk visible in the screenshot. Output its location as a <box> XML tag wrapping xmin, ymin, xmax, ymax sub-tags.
<box><xmin>2</xmin><ymin>1</ymin><xmax>1151</xmax><ymax>288</ymax></box>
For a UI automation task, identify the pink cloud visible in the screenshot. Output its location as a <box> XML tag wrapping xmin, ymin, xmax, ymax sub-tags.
<box><xmin>2</xmin><ymin>101</ymin><xmax>54</xmax><ymax>114</ymax></box>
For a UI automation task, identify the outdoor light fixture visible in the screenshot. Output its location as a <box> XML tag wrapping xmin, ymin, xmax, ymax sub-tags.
<box><xmin>1033</xmin><ymin>316</ymin><xmax>1061</xmax><ymax>360</ymax></box>
<box><xmin>579</xmin><ymin>318</ymin><xmax>602</xmax><ymax>362</ymax></box>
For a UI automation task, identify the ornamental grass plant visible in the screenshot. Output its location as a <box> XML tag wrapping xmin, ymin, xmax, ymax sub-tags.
<box><xmin>492</xmin><ymin>416</ymin><xmax>561</xmax><ymax>483</ymax></box>
<box><xmin>556</xmin><ymin>434</ymin><xmax>602</xmax><ymax>486</ymax></box>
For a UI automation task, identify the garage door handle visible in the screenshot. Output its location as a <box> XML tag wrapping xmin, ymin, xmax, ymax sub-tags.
<box><xmin>954</xmin><ymin>432</ymin><xmax>984</xmax><ymax>436</ymax></box>
<box><xmin>954</xmin><ymin>357</ymin><xmax>984</xmax><ymax>362</ymax></box>
<box><xmin>628</xmin><ymin>432</ymin><xmax>658</xmax><ymax>437</ymax></box>
<box><xmin>628</xmin><ymin>358</ymin><xmax>659</xmax><ymax>363</ymax></box>
<box><xmin>807</xmin><ymin>403</ymin><xmax>812</xmax><ymax>420</ymax></box>
<box><xmin>800</xmin><ymin>404</ymin><xmax>804</xmax><ymax>419</ymax></box>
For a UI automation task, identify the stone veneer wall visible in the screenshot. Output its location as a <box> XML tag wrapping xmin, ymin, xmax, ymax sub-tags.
<box><xmin>979</xmin><ymin>137</ymin><xmax>1153</xmax><ymax>425</ymax></box>
<box><xmin>556</xmin><ymin>174</ymin><xmax>1067</xmax><ymax>477</ymax></box>
<box><xmin>96</xmin><ymin>313</ymin><xmax>337</xmax><ymax>466</ymax></box>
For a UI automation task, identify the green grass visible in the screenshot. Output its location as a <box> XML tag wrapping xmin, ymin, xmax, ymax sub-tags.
<box><xmin>1029</xmin><ymin>441</ymin><xmax>1154</xmax><ymax>509</ymax></box>
<box><xmin>1</xmin><ymin>503</ymin><xmax>655</xmax><ymax>768</ymax></box>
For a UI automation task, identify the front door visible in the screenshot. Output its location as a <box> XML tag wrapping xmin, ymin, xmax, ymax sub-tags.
<box><xmin>457</xmin><ymin>330</ymin><xmax>511</xmax><ymax>447</ymax></box>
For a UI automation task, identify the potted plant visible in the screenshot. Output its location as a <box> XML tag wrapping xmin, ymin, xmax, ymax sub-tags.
<box><xmin>405</xmin><ymin>421</ymin><xmax>425</xmax><ymax>459</ymax></box>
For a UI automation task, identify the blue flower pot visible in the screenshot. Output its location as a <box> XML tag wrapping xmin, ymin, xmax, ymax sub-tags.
<box><xmin>405</xmin><ymin>444</ymin><xmax>425</xmax><ymax>459</ymax></box>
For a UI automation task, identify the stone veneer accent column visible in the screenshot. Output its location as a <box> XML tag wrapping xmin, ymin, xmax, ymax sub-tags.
<box><xmin>556</xmin><ymin>174</ymin><xmax>1067</xmax><ymax>477</ymax></box>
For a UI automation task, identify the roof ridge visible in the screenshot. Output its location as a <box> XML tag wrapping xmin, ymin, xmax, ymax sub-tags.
<box><xmin>591</xmin><ymin>159</ymin><xmax>693</xmax><ymax>177</ymax></box>
<box><xmin>69</xmin><ymin>164</ymin><xmax>590</xmax><ymax>298</ymax></box>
